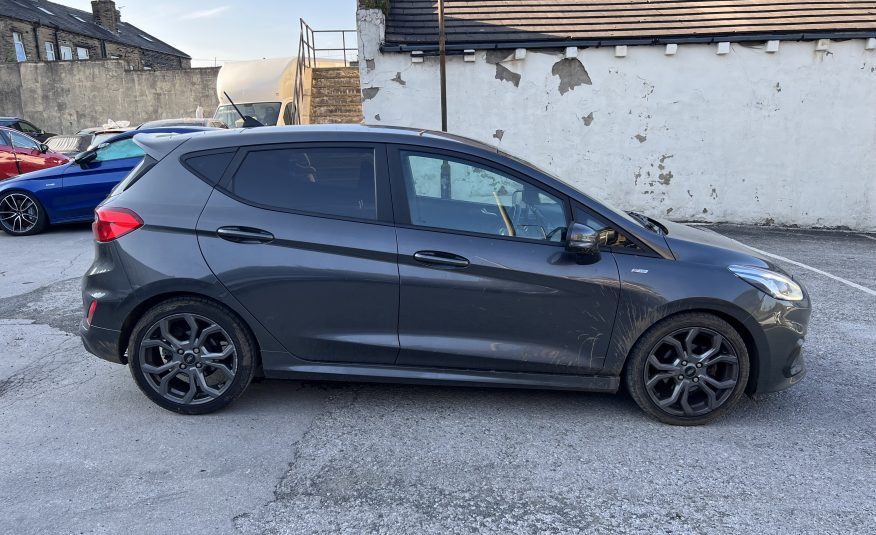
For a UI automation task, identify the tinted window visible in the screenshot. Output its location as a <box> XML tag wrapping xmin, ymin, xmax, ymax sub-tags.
<box><xmin>230</xmin><ymin>147</ymin><xmax>377</xmax><ymax>220</ymax></box>
<box><xmin>0</xmin><ymin>130</ymin><xmax>9</xmax><ymax>146</ymax></box>
<box><xmin>184</xmin><ymin>151</ymin><xmax>235</xmax><ymax>184</ymax></box>
<box><xmin>401</xmin><ymin>151</ymin><xmax>567</xmax><ymax>242</ymax></box>
<box><xmin>17</xmin><ymin>121</ymin><xmax>39</xmax><ymax>134</ymax></box>
<box><xmin>94</xmin><ymin>138</ymin><xmax>144</xmax><ymax>162</ymax></box>
<box><xmin>10</xmin><ymin>131</ymin><xmax>39</xmax><ymax>151</ymax></box>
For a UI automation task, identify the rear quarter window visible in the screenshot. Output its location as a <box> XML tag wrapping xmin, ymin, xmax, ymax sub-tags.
<box><xmin>182</xmin><ymin>150</ymin><xmax>236</xmax><ymax>185</ymax></box>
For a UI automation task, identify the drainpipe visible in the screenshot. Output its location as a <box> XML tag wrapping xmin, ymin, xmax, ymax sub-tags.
<box><xmin>32</xmin><ymin>22</ymin><xmax>42</xmax><ymax>61</ymax></box>
<box><xmin>438</xmin><ymin>0</ymin><xmax>447</xmax><ymax>132</ymax></box>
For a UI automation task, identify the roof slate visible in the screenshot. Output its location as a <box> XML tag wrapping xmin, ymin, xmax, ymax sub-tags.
<box><xmin>1</xmin><ymin>0</ymin><xmax>190</xmax><ymax>58</ymax></box>
<box><xmin>383</xmin><ymin>0</ymin><xmax>876</xmax><ymax>48</ymax></box>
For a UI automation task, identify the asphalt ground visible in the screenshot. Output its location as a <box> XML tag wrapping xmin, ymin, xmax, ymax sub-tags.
<box><xmin>0</xmin><ymin>223</ymin><xmax>874</xmax><ymax>534</ymax></box>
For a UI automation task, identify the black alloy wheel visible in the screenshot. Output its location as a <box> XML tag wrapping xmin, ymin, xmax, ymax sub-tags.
<box><xmin>128</xmin><ymin>297</ymin><xmax>257</xmax><ymax>414</ymax></box>
<box><xmin>626</xmin><ymin>313</ymin><xmax>750</xmax><ymax>425</ymax></box>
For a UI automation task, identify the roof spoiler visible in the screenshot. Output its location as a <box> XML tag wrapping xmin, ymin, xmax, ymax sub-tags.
<box><xmin>132</xmin><ymin>132</ymin><xmax>193</xmax><ymax>161</ymax></box>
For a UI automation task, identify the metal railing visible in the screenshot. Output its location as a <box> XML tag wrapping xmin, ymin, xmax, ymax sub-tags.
<box><xmin>290</xmin><ymin>19</ymin><xmax>358</xmax><ymax>125</ymax></box>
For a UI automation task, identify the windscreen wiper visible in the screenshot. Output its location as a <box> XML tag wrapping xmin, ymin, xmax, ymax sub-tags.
<box><xmin>628</xmin><ymin>211</ymin><xmax>666</xmax><ymax>235</ymax></box>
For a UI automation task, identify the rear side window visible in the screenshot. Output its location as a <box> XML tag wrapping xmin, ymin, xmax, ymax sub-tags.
<box><xmin>228</xmin><ymin>147</ymin><xmax>377</xmax><ymax>220</ymax></box>
<box><xmin>183</xmin><ymin>151</ymin><xmax>235</xmax><ymax>184</ymax></box>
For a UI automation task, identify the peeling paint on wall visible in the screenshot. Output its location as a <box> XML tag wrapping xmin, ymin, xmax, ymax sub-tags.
<box><xmin>391</xmin><ymin>72</ymin><xmax>406</xmax><ymax>86</ymax></box>
<box><xmin>485</xmin><ymin>50</ymin><xmax>513</xmax><ymax>64</ymax></box>
<box><xmin>494</xmin><ymin>63</ymin><xmax>521</xmax><ymax>87</ymax></box>
<box><xmin>634</xmin><ymin>134</ymin><xmax>647</xmax><ymax>143</ymax></box>
<box><xmin>582</xmin><ymin>112</ymin><xmax>594</xmax><ymax>126</ymax></box>
<box><xmin>551</xmin><ymin>58</ymin><xmax>592</xmax><ymax>95</ymax></box>
<box><xmin>366</xmin><ymin>59</ymin><xmax>375</xmax><ymax>71</ymax></box>
<box><xmin>493</xmin><ymin>129</ymin><xmax>504</xmax><ymax>141</ymax></box>
<box><xmin>362</xmin><ymin>87</ymin><xmax>380</xmax><ymax>100</ymax></box>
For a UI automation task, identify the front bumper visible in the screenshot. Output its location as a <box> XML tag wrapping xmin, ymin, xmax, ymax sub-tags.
<box><xmin>751</xmin><ymin>303</ymin><xmax>810</xmax><ymax>394</ymax></box>
<box><xmin>80</xmin><ymin>319</ymin><xmax>124</xmax><ymax>364</ymax></box>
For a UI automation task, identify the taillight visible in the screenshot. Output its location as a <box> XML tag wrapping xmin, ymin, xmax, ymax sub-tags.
<box><xmin>93</xmin><ymin>207</ymin><xmax>143</xmax><ymax>242</ymax></box>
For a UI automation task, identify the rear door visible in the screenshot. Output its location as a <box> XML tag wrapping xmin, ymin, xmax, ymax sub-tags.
<box><xmin>0</xmin><ymin>130</ymin><xmax>17</xmax><ymax>179</ymax></box>
<box><xmin>389</xmin><ymin>147</ymin><xmax>620</xmax><ymax>375</ymax></box>
<box><xmin>57</xmin><ymin>137</ymin><xmax>143</xmax><ymax>221</ymax></box>
<box><xmin>196</xmin><ymin>143</ymin><xmax>400</xmax><ymax>365</ymax></box>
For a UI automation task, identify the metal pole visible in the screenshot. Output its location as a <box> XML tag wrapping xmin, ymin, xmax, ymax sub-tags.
<box><xmin>438</xmin><ymin>0</ymin><xmax>448</xmax><ymax>132</ymax></box>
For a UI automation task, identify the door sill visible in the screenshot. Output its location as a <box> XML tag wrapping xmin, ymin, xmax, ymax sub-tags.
<box><xmin>261</xmin><ymin>357</ymin><xmax>619</xmax><ymax>393</ymax></box>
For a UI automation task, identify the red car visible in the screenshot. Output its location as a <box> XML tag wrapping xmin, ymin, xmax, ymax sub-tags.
<box><xmin>0</xmin><ymin>126</ymin><xmax>69</xmax><ymax>181</ymax></box>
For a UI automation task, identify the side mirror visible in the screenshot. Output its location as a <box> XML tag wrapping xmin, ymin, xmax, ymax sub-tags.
<box><xmin>566</xmin><ymin>222</ymin><xmax>601</xmax><ymax>258</ymax></box>
<box><xmin>38</xmin><ymin>143</ymin><xmax>49</xmax><ymax>153</ymax></box>
<box><xmin>74</xmin><ymin>149</ymin><xmax>97</xmax><ymax>167</ymax></box>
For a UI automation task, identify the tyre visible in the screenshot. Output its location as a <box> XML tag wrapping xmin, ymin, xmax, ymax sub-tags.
<box><xmin>128</xmin><ymin>297</ymin><xmax>257</xmax><ymax>414</ymax></box>
<box><xmin>625</xmin><ymin>313</ymin><xmax>750</xmax><ymax>426</ymax></box>
<box><xmin>0</xmin><ymin>191</ymin><xmax>48</xmax><ymax>236</ymax></box>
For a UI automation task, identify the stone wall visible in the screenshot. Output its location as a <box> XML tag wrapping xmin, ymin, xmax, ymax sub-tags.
<box><xmin>0</xmin><ymin>17</ymin><xmax>187</xmax><ymax>69</ymax></box>
<box><xmin>0</xmin><ymin>60</ymin><xmax>219</xmax><ymax>134</ymax></box>
<box><xmin>358</xmin><ymin>9</ymin><xmax>876</xmax><ymax>231</ymax></box>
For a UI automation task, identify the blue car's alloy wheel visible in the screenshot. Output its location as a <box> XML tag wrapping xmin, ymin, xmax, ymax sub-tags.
<box><xmin>0</xmin><ymin>192</ymin><xmax>47</xmax><ymax>236</ymax></box>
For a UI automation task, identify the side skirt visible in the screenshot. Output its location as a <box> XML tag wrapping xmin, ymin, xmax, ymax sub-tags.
<box><xmin>261</xmin><ymin>352</ymin><xmax>619</xmax><ymax>393</ymax></box>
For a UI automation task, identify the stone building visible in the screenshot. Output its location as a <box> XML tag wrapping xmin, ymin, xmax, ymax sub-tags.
<box><xmin>357</xmin><ymin>1</ymin><xmax>876</xmax><ymax>230</ymax></box>
<box><xmin>1</xmin><ymin>0</ymin><xmax>190</xmax><ymax>70</ymax></box>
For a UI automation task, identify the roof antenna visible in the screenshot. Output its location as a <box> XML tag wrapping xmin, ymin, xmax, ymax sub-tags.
<box><xmin>223</xmin><ymin>92</ymin><xmax>264</xmax><ymax>128</ymax></box>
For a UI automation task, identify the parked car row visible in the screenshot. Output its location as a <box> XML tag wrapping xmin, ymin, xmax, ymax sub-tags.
<box><xmin>0</xmin><ymin>126</ymin><xmax>218</xmax><ymax>235</ymax></box>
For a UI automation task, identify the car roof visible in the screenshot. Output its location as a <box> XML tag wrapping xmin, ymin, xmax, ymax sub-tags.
<box><xmin>99</xmin><ymin>126</ymin><xmax>220</xmax><ymax>144</ymax></box>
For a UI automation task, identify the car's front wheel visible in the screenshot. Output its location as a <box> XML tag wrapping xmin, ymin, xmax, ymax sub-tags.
<box><xmin>0</xmin><ymin>191</ymin><xmax>48</xmax><ymax>236</ymax></box>
<box><xmin>128</xmin><ymin>297</ymin><xmax>257</xmax><ymax>414</ymax></box>
<box><xmin>625</xmin><ymin>313</ymin><xmax>750</xmax><ymax>425</ymax></box>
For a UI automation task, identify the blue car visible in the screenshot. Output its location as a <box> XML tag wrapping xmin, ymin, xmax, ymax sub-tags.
<box><xmin>0</xmin><ymin>127</ymin><xmax>217</xmax><ymax>236</ymax></box>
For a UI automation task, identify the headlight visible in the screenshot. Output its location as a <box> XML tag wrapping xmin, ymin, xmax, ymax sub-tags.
<box><xmin>729</xmin><ymin>265</ymin><xmax>804</xmax><ymax>301</ymax></box>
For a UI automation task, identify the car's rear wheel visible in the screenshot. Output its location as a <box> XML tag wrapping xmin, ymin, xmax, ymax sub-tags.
<box><xmin>128</xmin><ymin>297</ymin><xmax>257</xmax><ymax>414</ymax></box>
<box><xmin>625</xmin><ymin>313</ymin><xmax>750</xmax><ymax>426</ymax></box>
<box><xmin>0</xmin><ymin>191</ymin><xmax>48</xmax><ymax>236</ymax></box>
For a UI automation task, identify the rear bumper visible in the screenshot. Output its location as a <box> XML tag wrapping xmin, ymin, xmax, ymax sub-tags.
<box><xmin>80</xmin><ymin>319</ymin><xmax>124</xmax><ymax>364</ymax></box>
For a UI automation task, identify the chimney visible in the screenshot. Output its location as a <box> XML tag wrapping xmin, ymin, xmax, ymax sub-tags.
<box><xmin>91</xmin><ymin>0</ymin><xmax>120</xmax><ymax>33</ymax></box>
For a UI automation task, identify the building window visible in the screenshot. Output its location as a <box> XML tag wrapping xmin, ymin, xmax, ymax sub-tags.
<box><xmin>60</xmin><ymin>46</ymin><xmax>73</xmax><ymax>61</ymax></box>
<box><xmin>37</xmin><ymin>7</ymin><xmax>55</xmax><ymax>15</ymax></box>
<box><xmin>45</xmin><ymin>42</ymin><xmax>56</xmax><ymax>61</ymax></box>
<box><xmin>77</xmin><ymin>47</ymin><xmax>89</xmax><ymax>60</ymax></box>
<box><xmin>12</xmin><ymin>32</ymin><xmax>27</xmax><ymax>62</ymax></box>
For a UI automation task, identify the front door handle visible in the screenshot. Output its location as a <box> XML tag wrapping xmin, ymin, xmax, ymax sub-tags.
<box><xmin>413</xmin><ymin>251</ymin><xmax>470</xmax><ymax>268</ymax></box>
<box><xmin>216</xmin><ymin>226</ymin><xmax>275</xmax><ymax>244</ymax></box>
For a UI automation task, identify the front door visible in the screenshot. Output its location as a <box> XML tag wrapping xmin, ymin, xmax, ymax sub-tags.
<box><xmin>58</xmin><ymin>137</ymin><xmax>143</xmax><ymax>220</ymax></box>
<box><xmin>0</xmin><ymin>130</ymin><xmax>18</xmax><ymax>179</ymax></box>
<box><xmin>390</xmin><ymin>148</ymin><xmax>620</xmax><ymax>375</ymax></box>
<box><xmin>197</xmin><ymin>143</ymin><xmax>400</xmax><ymax>365</ymax></box>
<box><xmin>8</xmin><ymin>130</ymin><xmax>47</xmax><ymax>175</ymax></box>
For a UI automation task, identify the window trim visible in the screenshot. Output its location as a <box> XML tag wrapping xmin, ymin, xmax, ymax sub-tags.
<box><xmin>76</xmin><ymin>46</ymin><xmax>89</xmax><ymax>60</ymax></box>
<box><xmin>60</xmin><ymin>45</ymin><xmax>73</xmax><ymax>61</ymax></box>
<box><xmin>12</xmin><ymin>32</ymin><xmax>26</xmax><ymax>62</ymax></box>
<box><xmin>45</xmin><ymin>42</ymin><xmax>56</xmax><ymax>61</ymax></box>
<box><xmin>387</xmin><ymin>144</ymin><xmax>573</xmax><ymax>248</ymax></box>
<box><xmin>572</xmin><ymin>202</ymin><xmax>661</xmax><ymax>258</ymax></box>
<box><xmin>9</xmin><ymin>130</ymin><xmax>40</xmax><ymax>151</ymax></box>
<box><xmin>215</xmin><ymin>142</ymin><xmax>394</xmax><ymax>225</ymax></box>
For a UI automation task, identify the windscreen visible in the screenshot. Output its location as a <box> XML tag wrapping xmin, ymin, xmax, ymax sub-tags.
<box><xmin>215</xmin><ymin>102</ymin><xmax>281</xmax><ymax>127</ymax></box>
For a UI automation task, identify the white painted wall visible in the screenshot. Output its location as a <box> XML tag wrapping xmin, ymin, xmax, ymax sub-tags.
<box><xmin>358</xmin><ymin>9</ymin><xmax>876</xmax><ymax>230</ymax></box>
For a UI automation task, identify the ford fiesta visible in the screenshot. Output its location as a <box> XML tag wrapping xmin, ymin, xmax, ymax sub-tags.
<box><xmin>80</xmin><ymin>126</ymin><xmax>810</xmax><ymax>425</ymax></box>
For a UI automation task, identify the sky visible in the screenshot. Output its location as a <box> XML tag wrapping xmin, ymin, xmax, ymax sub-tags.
<box><xmin>61</xmin><ymin>0</ymin><xmax>358</xmax><ymax>66</ymax></box>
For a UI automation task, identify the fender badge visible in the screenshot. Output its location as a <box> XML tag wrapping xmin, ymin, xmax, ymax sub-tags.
<box><xmin>631</xmin><ymin>268</ymin><xmax>649</xmax><ymax>274</ymax></box>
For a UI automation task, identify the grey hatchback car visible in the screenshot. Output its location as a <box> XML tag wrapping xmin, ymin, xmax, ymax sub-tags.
<box><xmin>80</xmin><ymin>125</ymin><xmax>810</xmax><ymax>425</ymax></box>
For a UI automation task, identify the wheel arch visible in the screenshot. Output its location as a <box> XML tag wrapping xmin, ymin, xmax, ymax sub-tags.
<box><xmin>0</xmin><ymin>186</ymin><xmax>54</xmax><ymax>224</ymax></box>
<box><xmin>613</xmin><ymin>299</ymin><xmax>765</xmax><ymax>394</ymax></box>
<box><xmin>117</xmin><ymin>290</ymin><xmax>263</xmax><ymax>369</ymax></box>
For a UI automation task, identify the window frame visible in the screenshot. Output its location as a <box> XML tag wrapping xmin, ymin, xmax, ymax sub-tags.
<box><xmin>60</xmin><ymin>45</ymin><xmax>73</xmax><ymax>61</ymax></box>
<box><xmin>387</xmin><ymin>144</ymin><xmax>573</xmax><ymax>247</ymax></box>
<box><xmin>9</xmin><ymin>130</ymin><xmax>40</xmax><ymax>151</ymax></box>
<box><xmin>215</xmin><ymin>142</ymin><xmax>394</xmax><ymax>225</ymax></box>
<box><xmin>12</xmin><ymin>32</ymin><xmax>26</xmax><ymax>62</ymax></box>
<box><xmin>76</xmin><ymin>46</ymin><xmax>89</xmax><ymax>60</ymax></box>
<box><xmin>45</xmin><ymin>42</ymin><xmax>56</xmax><ymax>61</ymax></box>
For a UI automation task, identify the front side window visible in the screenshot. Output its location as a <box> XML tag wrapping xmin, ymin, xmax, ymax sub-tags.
<box><xmin>93</xmin><ymin>139</ymin><xmax>144</xmax><ymax>162</ymax></box>
<box><xmin>10</xmin><ymin>131</ymin><xmax>39</xmax><ymax>151</ymax></box>
<box><xmin>12</xmin><ymin>32</ymin><xmax>26</xmax><ymax>62</ymax></box>
<box><xmin>60</xmin><ymin>46</ymin><xmax>73</xmax><ymax>61</ymax></box>
<box><xmin>401</xmin><ymin>151</ymin><xmax>567</xmax><ymax>242</ymax></box>
<box><xmin>45</xmin><ymin>42</ymin><xmax>56</xmax><ymax>61</ymax></box>
<box><xmin>76</xmin><ymin>47</ymin><xmax>89</xmax><ymax>60</ymax></box>
<box><xmin>16</xmin><ymin>121</ymin><xmax>38</xmax><ymax>134</ymax></box>
<box><xmin>229</xmin><ymin>147</ymin><xmax>376</xmax><ymax>220</ymax></box>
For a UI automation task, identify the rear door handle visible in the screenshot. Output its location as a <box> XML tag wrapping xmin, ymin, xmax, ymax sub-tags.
<box><xmin>413</xmin><ymin>251</ymin><xmax>470</xmax><ymax>268</ymax></box>
<box><xmin>216</xmin><ymin>226</ymin><xmax>275</xmax><ymax>244</ymax></box>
